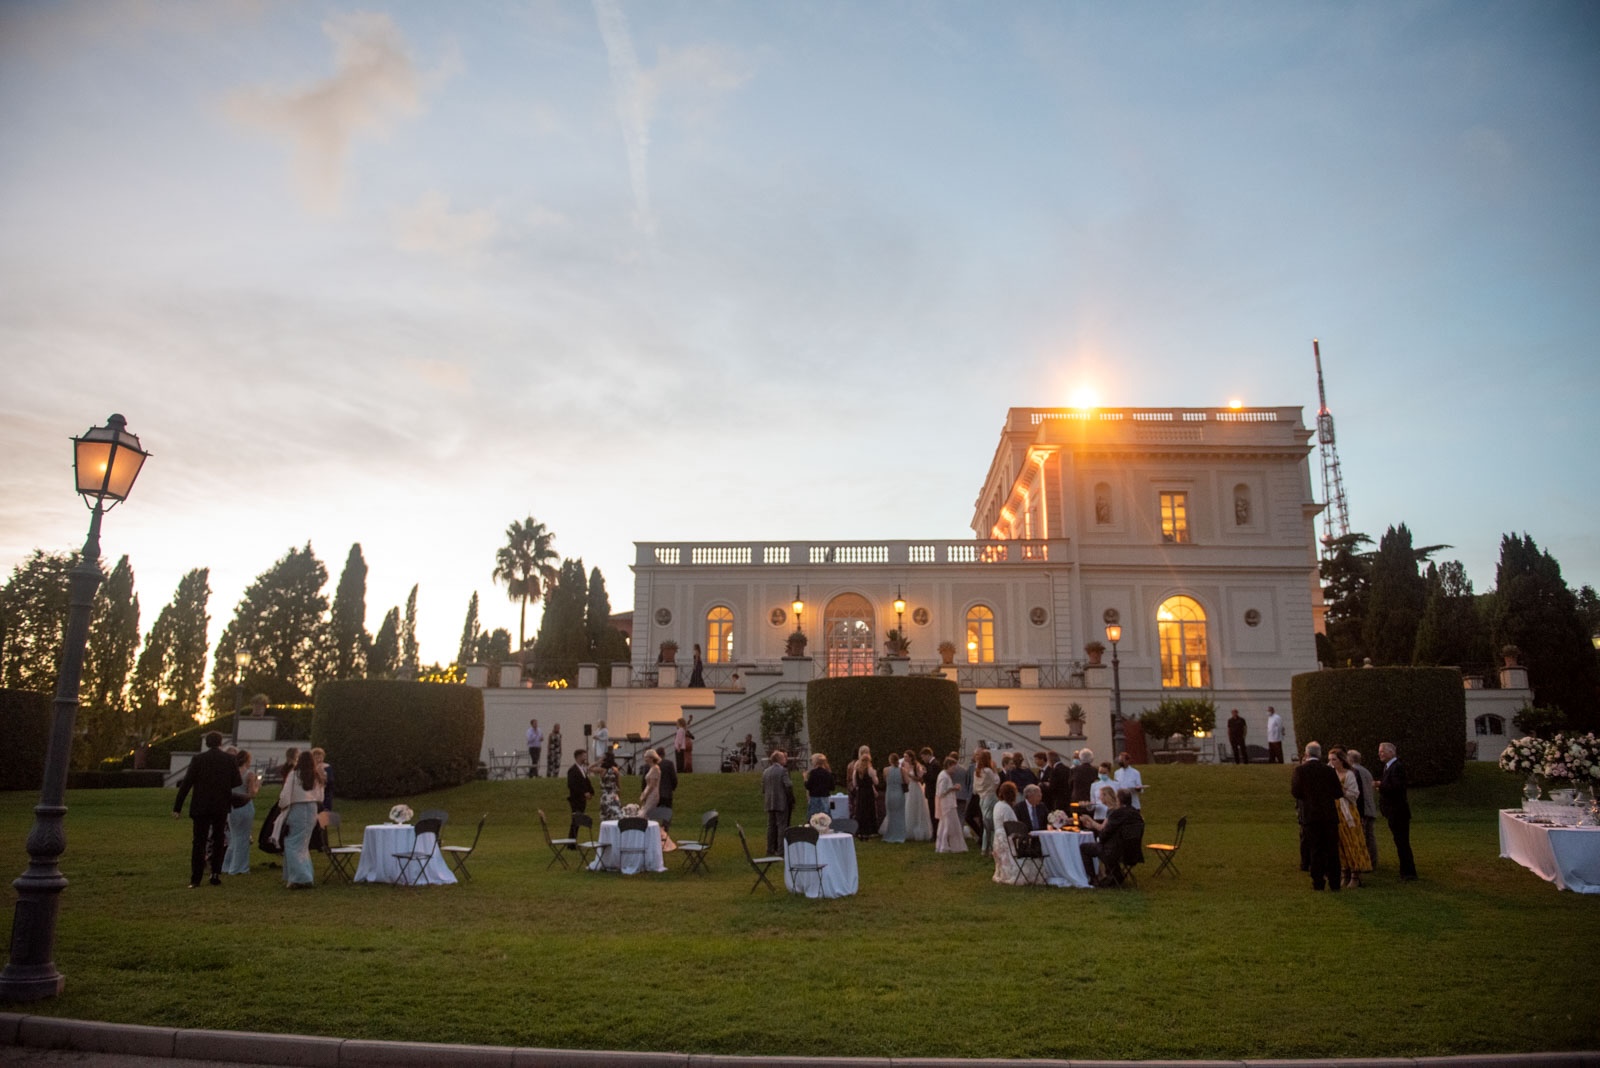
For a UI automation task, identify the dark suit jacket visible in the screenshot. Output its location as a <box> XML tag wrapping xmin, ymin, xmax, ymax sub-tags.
<box><xmin>1069</xmin><ymin>762</ymin><xmax>1098</xmax><ymax>804</ymax></box>
<box><xmin>1020</xmin><ymin>801</ymin><xmax>1048</xmax><ymax>832</ymax></box>
<box><xmin>1046</xmin><ymin>762</ymin><xmax>1072</xmax><ymax>811</ymax></box>
<box><xmin>762</xmin><ymin>762</ymin><xmax>794</xmax><ymax>813</ymax></box>
<box><xmin>1291</xmin><ymin>759</ymin><xmax>1342</xmax><ymax>824</ymax></box>
<box><xmin>1227</xmin><ymin>716</ymin><xmax>1247</xmax><ymax>745</ymax></box>
<box><xmin>922</xmin><ymin>757</ymin><xmax>939</xmax><ymax>803</ymax></box>
<box><xmin>1098</xmin><ymin>806</ymin><xmax>1145</xmax><ymax>867</ymax></box>
<box><xmin>1379</xmin><ymin>758</ymin><xmax>1410</xmax><ymax>821</ymax></box>
<box><xmin>567</xmin><ymin>763</ymin><xmax>593</xmax><ymax>806</ymax></box>
<box><xmin>658</xmin><ymin>760</ymin><xmax>678</xmax><ymax>806</ymax></box>
<box><xmin>173</xmin><ymin>746</ymin><xmax>241</xmax><ymax>820</ymax></box>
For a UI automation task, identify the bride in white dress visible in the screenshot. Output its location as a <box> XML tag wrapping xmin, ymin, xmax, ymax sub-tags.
<box><xmin>901</xmin><ymin>754</ymin><xmax>933</xmax><ymax>841</ymax></box>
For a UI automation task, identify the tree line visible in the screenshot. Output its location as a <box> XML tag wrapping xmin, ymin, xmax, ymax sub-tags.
<box><xmin>1319</xmin><ymin>526</ymin><xmax>1600</xmax><ymax>730</ymax></box>
<box><xmin>0</xmin><ymin>513</ymin><xmax>629</xmax><ymax>767</ymax></box>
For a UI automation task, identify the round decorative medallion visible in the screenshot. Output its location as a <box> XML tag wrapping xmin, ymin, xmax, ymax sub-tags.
<box><xmin>1244</xmin><ymin>609</ymin><xmax>1261</xmax><ymax>628</ymax></box>
<box><xmin>654</xmin><ymin>608</ymin><xmax>672</xmax><ymax>626</ymax></box>
<box><xmin>912</xmin><ymin>606</ymin><xmax>930</xmax><ymax>626</ymax></box>
<box><xmin>1029</xmin><ymin>606</ymin><xmax>1048</xmax><ymax>626</ymax></box>
<box><xmin>1102</xmin><ymin>608</ymin><xmax>1120</xmax><ymax>625</ymax></box>
<box><xmin>770</xmin><ymin>607</ymin><xmax>787</xmax><ymax>627</ymax></box>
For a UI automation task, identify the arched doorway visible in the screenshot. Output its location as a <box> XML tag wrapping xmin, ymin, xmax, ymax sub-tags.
<box><xmin>824</xmin><ymin>593</ymin><xmax>876</xmax><ymax>678</ymax></box>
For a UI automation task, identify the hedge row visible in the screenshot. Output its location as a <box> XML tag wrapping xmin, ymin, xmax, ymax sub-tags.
<box><xmin>1290</xmin><ymin>666</ymin><xmax>1465</xmax><ymax>787</ymax></box>
<box><xmin>0</xmin><ymin>688</ymin><xmax>52</xmax><ymax>791</ymax></box>
<box><xmin>311</xmin><ymin>680</ymin><xmax>483</xmax><ymax>800</ymax></box>
<box><xmin>806</xmin><ymin>677</ymin><xmax>961</xmax><ymax>771</ymax></box>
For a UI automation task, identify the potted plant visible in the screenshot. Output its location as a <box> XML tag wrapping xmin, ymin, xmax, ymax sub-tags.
<box><xmin>759</xmin><ymin>696</ymin><xmax>805</xmax><ymax>753</ymax></box>
<box><xmin>785</xmin><ymin>629</ymin><xmax>809</xmax><ymax>657</ymax></box>
<box><xmin>1501</xmin><ymin>644</ymin><xmax>1522</xmax><ymax>667</ymax></box>
<box><xmin>658</xmin><ymin>639</ymin><xmax>678</xmax><ymax>664</ymax></box>
<box><xmin>1084</xmin><ymin>640</ymin><xmax>1106</xmax><ymax>666</ymax></box>
<box><xmin>884</xmin><ymin>628</ymin><xmax>911</xmax><ymax>656</ymax></box>
<box><xmin>937</xmin><ymin>640</ymin><xmax>957</xmax><ymax>666</ymax></box>
<box><xmin>1064</xmin><ymin>702</ymin><xmax>1086</xmax><ymax>738</ymax></box>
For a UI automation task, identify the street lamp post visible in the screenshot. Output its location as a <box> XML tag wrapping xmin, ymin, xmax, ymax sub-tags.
<box><xmin>893</xmin><ymin>586</ymin><xmax>906</xmax><ymax>635</ymax></box>
<box><xmin>233</xmin><ymin>650</ymin><xmax>252</xmax><ymax>742</ymax></box>
<box><xmin>1</xmin><ymin>415</ymin><xmax>148</xmax><ymax>1002</ymax></box>
<box><xmin>792</xmin><ymin>586</ymin><xmax>805</xmax><ymax>635</ymax></box>
<box><xmin>1106</xmin><ymin>624</ymin><xmax>1123</xmax><ymax>754</ymax></box>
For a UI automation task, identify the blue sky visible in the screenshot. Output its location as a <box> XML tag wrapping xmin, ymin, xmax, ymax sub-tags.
<box><xmin>2</xmin><ymin>1</ymin><xmax>1597</xmax><ymax>667</ymax></box>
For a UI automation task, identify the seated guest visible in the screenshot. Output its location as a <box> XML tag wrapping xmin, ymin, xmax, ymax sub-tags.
<box><xmin>1086</xmin><ymin>782</ymin><xmax>1116</xmax><ymax>823</ymax></box>
<box><xmin>1019</xmin><ymin>784</ymin><xmax>1048</xmax><ymax>832</ymax></box>
<box><xmin>805</xmin><ymin>753</ymin><xmax>835</xmax><ymax>818</ymax></box>
<box><xmin>1079</xmin><ymin>787</ymin><xmax>1144</xmax><ymax>885</ymax></box>
<box><xmin>991</xmin><ymin>782</ymin><xmax>1040</xmax><ymax>885</ymax></box>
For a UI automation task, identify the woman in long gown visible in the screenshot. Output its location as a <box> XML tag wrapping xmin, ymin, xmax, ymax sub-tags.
<box><xmin>902</xmin><ymin>753</ymin><xmax>933</xmax><ymax>841</ymax></box>
<box><xmin>598</xmin><ymin>752</ymin><xmax>622</xmax><ymax>820</ymax></box>
<box><xmin>991</xmin><ymin>782</ymin><xmax>1035</xmax><ymax>884</ymax></box>
<box><xmin>546</xmin><ymin>725</ymin><xmax>562</xmax><ymax>778</ymax></box>
<box><xmin>881</xmin><ymin>753</ymin><xmax>906</xmax><ymax>843</ymax></box>
<box><xmin>853</xmin><ymin>746</ymin><xmax>880</xmax><ymax>838</ymax></box>
<box><xmin>275</xmin><ymin>751</ymin><xmax>323</xmax><ymax>889</ymax></box>
<box><xmin>1331</xmin><ymin>750</ymin><xmax>1371</xmax><ymax>887</ymax></box>
<box><xmin>934</xmin><ymin>757</ymin><xmax>967</xmax><ymax>853</ymax></box>
<box><xmin>222</xmin><ymin>749</ymin><xmax>259</xmax><ymax>876</ymax></box>
<box><xmin>973</xmin><ymin>748</ymin><xmax>1000</xmax><ymax>854</ymax></box>
<box><xmin>637</xmin><ymin>750</ymin><xmax>675</xmax><ymax>852</ymax></box>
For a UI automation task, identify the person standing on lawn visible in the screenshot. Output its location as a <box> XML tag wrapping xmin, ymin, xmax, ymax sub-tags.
<box><xmin>1266</xmin><ymin>706</ymin><xmax>1285</xmax><ymax>763</ymax></box>
<box><xmin>1378</xmin><ymin>741</ymin><xmax>1417</xmax><ymax>881</ymax></box>
<box><xmin>1227</xmin><ymin>709</ymin><xmax>1248</xmax><ymax>764</ymax></box>
<box><xmin>172</xmin><ymin>730</ymin><xmax>242</xmax><ymax>888</ymax></box>
<box><xmin>526</xmin><ymin>718</ymin><xmax>543</xmax><ymax>778</ymax></box>
<box><xmin>566</xmin><ymin>750</ymin><xmax>594</xmax><ymax>842</ymax></box>
<box><xmin>1290</xmin><ymin>741</ymin><xmax>1343</xmax><ymax>891</ymax></box>
<box><xmin>1347</xmin><ymin>748</ymin><xmax>1380</xmax><ymax>869</ymax></box>
<box><xmin>762</xmin><ymin>750</ymin><xmax>794</xmax><ymax>855</ymax></box>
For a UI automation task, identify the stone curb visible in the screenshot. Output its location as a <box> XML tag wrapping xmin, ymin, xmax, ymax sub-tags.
<box><xmin>0</xmin><ymin>1015</ymin><xmax>1595</xmax><ymax>1068</ymax></box>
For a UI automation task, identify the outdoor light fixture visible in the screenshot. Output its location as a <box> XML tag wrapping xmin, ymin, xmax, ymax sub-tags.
<box><xmin>893</xmin><ymin>586</ymin><xmax>906</xmax><ymax>633</ymax></box>
<box><xmin>2</xmin><ymin>415</ymin><xmax>148</xmax><ymax>1002</ymax></box>
<box><xmin>234</xmin><ymin>650</ymin><xmax>253</xmax><ymax>734</ymax></box>
<box><xmin>792</xmin><ymin>587</ymin><xmax>804</xmax><ymax>634</ymax></box>
<box><xmin>1105</xmin><ymin>622</ymin><xmax>1123</xmax><ymax>738</ymax></box>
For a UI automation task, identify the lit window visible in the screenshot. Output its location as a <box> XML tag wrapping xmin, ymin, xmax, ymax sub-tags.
<box><xmin>1160</xmin><ymin>492</ymin><xmax>1190</xmax><ymax>543</ymax></box>
<box><xmin>1157</xmin><ymin>595</ymin><xmax>1209</xmax><ymax>688</ymax></box>
<box><xmin>1474</xmin><ymin>714</ymin><xmax>1505</xmax><ymax>737</ymax></box>
<box><xmin>824</xmin><ymin>593</ymin><xmax>875</xmax><ymax>678</ymax></box>
<box><xmin>966</xmin><ymin>605</ymin><xmax>995</xmax><ymax>663</ymax></box>
<box><xmin>706</xmin><ymin>606</ymin><xmax>734</xmax><ymax>664</ymax></box>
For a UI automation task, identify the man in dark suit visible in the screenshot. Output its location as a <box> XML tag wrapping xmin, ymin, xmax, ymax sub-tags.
<box><xmin>1045</xmin><ymin>750</ymin><xmax>1072</xmax><ymax>814</ymax></box>
<box><xmin>1290</xmin><ymin>742</ymin><xmax>1343</xmax><ymax>891</ymax></box>
<box><xmin>1019</xmin><ymin>784</ymin><xmax>1049</xmax><ymax>832</ymax></box>
<box><xmin>1377</xmin><ymin>741</ymin><xmax>1417</xmax><ymax>880</ymax></box>
<box><xmin>1068</xmin><ymin>748</ymin><xmax>1098</xmax><ymax>805</ymax></box>
<box><xmin>1079</xmin><ymin>787</ymin><xmax>1144</xmax><ymax>883</ymax></box>
<box><xmin>762</xmin><ymin>750</ymin><xmax>795</xmax><ymax>855</ymax></box>
<box><xmin>172</xmin><ymin>731</ymin><xmax>242</xmax><ymax>888</ymax></box>
<box><xmin>1226</xmin><ymin>709</ymin><xmax>1248</xmax><ymax>764</ymax></box>
<box><xmin>566</xmin><ymin>751</ymin><xmax>594</xmax><ymax>841</ymax></box>
<box><xmin>920</xmin><ymin>747</ymin><xmax>939</xmax><ymax>833</ymax></box>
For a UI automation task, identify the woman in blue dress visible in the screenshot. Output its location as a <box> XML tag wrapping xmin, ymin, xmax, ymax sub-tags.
<box><xmin>222</xmin><ymin>749</ymin><xmax>259</xmax><ymax>875</ymax></box>
<box><xmin>881</xmin><ymin>752</ymin><xmax>906</xmax><ymax>843</ymax></box>
<box><xmin>275</xmin><ymin>751</ymin><xmax>324</xmax><ymax>889</ymax></box>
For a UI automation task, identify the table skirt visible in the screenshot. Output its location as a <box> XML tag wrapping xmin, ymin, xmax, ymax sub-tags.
<box><xmin>1031</xmin><ymin>829</ymin><xmax>1097</xmax><ymax>888</ymax></box>
<box><xmin>1499</xmin><ymin>809</ymin><xmax>1600</xmax><ymax>893</ymax></box>
<box><xmin>354</xmin><ymin>823</ymin><xmax>457</xmax><ymax>885</ymax></box>
<box><xmin>785</xmin><ymin>831</ymin><xmax>858</xmax><ymax>898</ymax></box>
<box><xmin>592</xmin><ymin>819</ymin><xmax>667</xmax><ymax>874</ymax></box>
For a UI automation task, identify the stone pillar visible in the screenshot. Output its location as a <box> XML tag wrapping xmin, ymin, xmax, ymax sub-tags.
<box><xmin>1499</xmin><ymin>665</ymin><xmax>1529</xmax><ymax>690</ymax></box>
<box><xmin>498</xmin><ymin>663</ymin><xmax>521</xmax><ymax>688</ymax></box>
<box><xmin>659</xmin><ymin>662</ymin><xmax>679</xmax><ymax>688</ymax></box>
<box><xmin>577</xmin><ymin>663</ymin><xmax>598</xmax><ymax>688</ymax></box>
<box><xmin>1017</xmin><ymin>663</ymin><xmax>1040</xmax><ymax>688</ymax></box>
<box><xmin>782</xmin><ymin>655</ymin><xmax>813</xmax><ymax>685</ymax></box>
<box><xmin>465</xmin><ymin>664</ymin><xmax>488</xmax><ymax>687</ymax></box>
<box><xmin>612</xmin><ymin>663</ymin><xmax>632</xmax><ymax>688</ymax></box>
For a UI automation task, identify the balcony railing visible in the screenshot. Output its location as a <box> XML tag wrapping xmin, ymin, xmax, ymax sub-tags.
<box><xmin>638</xmin><ymin>539</ymin><xmax>1067</xmax><ymax>568</ymax></box>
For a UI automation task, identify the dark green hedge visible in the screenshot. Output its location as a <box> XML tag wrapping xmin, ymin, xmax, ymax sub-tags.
<box><xmin>1290</xmin><ymin>667</ymin><xmax>1465</xmax><ymax>787</ymax></box>
<box><xmin>66</xmin><ymin>770</ymin><xmax>165</xmax><ymax>790</ymax></box>
<box><xmin>0</xmin><ymin>688</ymin><xmax>52</xmax><ymax>791</ymax></box>
<box><xmin>806</xmin><ymin>676</ymin><xmax>961</xmax><ymax>769</ymax></box>
<box><xmin>312</xmin><ymin>680</ymin><xmax>484</xmax><ymax>800</ymax></box>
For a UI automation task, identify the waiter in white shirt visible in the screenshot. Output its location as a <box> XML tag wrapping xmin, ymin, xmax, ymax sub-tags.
<box><xmin>1266</xmin><ymin>706</ymin><xmax>1285</xmax><ymax>764</ymax></box>
<box><xmin>1113</xmin><ymin>751</ymin><xmax>1144</xmax><ymax>810</ymax></box>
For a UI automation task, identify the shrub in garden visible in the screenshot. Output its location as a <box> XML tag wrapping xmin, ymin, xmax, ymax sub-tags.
<box><xmin>312</xmin><ymin>679</ymin><xmax>484</xmax><ymax>799</ymax></box>
<box><xmin>1138</xmin><ymin>696</ymin><xmax>1217</xmax><ymax>748</ymax></box>
<box><xmin>1291</xmin><ymin>666</ymin><xmax>1464</xmax><ymax>786</ymax></box>
<box><xmin>0</xmin><ymin>688</ymin><xmax>51</xmax><ymax>791</ymax></box>
<box><xmin>806</xmin><ymin>676</ymin><xmax>960</xmax><ymax>768</ymax></box>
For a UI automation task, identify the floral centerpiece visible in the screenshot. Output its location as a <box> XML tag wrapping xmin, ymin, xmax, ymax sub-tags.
<box><xmin>809</xmin><ymin>812</ymin><xmax>833</xmax><ymax>834</ymax></box>
<box><xmin>1047</xmin><ymin>809</ymin><xmax>1070</xmax><ymax>830</ymax></box>
<box><xmin>388</xmin><ymin>804</ymin><xmax>414</xmax><ymax>825</ymax></box>
<box><xmin>621</xmin><ymin>803</ymin><xmax>642</xmax><ymax>818</ymax></box>
<box><xmin>1499</xmin><ymin>737</ymin><xmax>1548</xmax><ymax>777</ymax></box>
<box><xmin>1545</xmin><ymin>732</ymin><xmax>1599</xmax><ymax>799</ymax></box>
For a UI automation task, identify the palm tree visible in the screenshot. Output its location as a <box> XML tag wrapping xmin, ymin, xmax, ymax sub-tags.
<box><xmin>493</xmin><ymin>517</ymin><xmax>559</xmax><ymax>668</ymax></box>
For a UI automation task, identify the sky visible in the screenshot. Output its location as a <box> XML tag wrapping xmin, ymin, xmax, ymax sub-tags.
<box><xmin>2</xmin><ymin>0</ymin><xmax>1598</xmax><ymax>672</ymax></box>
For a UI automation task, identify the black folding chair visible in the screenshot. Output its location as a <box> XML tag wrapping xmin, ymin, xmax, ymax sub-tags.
<box><xmin>676</xmin><ymin>811</ymin><xmax>719</xmax><ymax>874</ymax></box>
<box><xmin>419</xmin><ymin>809</ymin><xmax>450</xmax><ymax>829</ymax></box>
<box><xmin>830</xmin><ymin>817</ymin><xmax>859</xmax><ymax>836</ymax></box>
<box><xmin>782</xmin><ymin>826</ymin><xmax>828</xmax><ymax>897</ymax></box>
<box><xmin>538</xmin><ymin>809</ymin><xmax>576</xmax><ymax>870</ymax></box>
<box><xmin>442</xmin><ymin>813</ymin><xmax>486</xmax><ymax>881</ymax></box>
<box><xmin>615</xmin><ymin>816</ymin><xmax>651</xmax><ymax>874</ymax></box>
<box><xmin>573</xmin><ymin>813</ymin><xmax>603</xmax><ymax>871</ymax></box>
<box><xmin>736</xmin><ymin>822</ymin><xmax>781</xmax><ymax>893</ymax></box>
<box><xmin>394</xmin><ymin>817</ymin><xmax>443</xmax><ymax>887</ymax></box>
<box><xmin>1148</xmin><ymin>816</ymin><xmax>1186</xmax><ymax>879</ymax></box>
<box><xmin>321</xmin><ymin>811</ymin><xmax>362</xmax><ymax>884</ymax></box>
<box><xmin>1003</xmin><ymin>819</ymin><xmax>1046</xmax><ymax>886</ymax></box>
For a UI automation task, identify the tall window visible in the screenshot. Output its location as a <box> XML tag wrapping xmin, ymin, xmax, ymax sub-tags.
<box><xmin>966</xmin><ymin>605</ymin><xmax>995</xmax><ymax>663</ymax></box>
<box><xmin>705</xmin><ymin>606</ymin><xmax>734</xmax><ymax>663</ymax></box>
<box><xmin>825</xmin><ymin>593</ymin><xmax>875</xmax><ymax>677</ymax></box>
<box><xmin>1160</xmin><ymin>491</ymin><xmax>1190</xmax><ymax>543</ymax></box>
<box><xmin>1157</xmin><ymin>595</ymin><xmax>1209</xmax><ymax>688</ymax></box>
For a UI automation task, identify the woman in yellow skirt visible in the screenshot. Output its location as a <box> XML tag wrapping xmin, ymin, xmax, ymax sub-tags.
<box><xmin>1331</xmin><ymin>750</ymin><xmax>1371</xmax><ymax>887</ymax></box>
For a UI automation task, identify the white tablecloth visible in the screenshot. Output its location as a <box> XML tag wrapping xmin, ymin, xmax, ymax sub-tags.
<box><xmin>354</xmin><ymin>823</ymin><xmax>456</xmax><ymax>885</ymax></box>
<box><xmin>591</xmin><ymin>819</ymin><xmax>666</xmax><ymax>874</ymax></box>
<box><xmin>1499</xmin><ymin>810</ymin><xmax>1600</xmax><ymax>893</ymax></box>
<box><xmin>827</xmin><ymin>794</ymin><xmax>851</xmax><ymax>821</ymax></box>
<box><xmin>784</xmin><ymin>831</ymin><xmax>858</xmax><ymax>898</ymax></box>
<box><xmin>1031</xmin><ymin>829</ymin><xmax>1097</xmax><ymax>889</ymax></box>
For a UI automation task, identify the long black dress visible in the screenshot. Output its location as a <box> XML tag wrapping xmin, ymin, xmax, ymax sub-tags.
<box><xmin>854</xmin><ymin>769</ymin><xmax>879</xmax><ymax>838</ymax></box>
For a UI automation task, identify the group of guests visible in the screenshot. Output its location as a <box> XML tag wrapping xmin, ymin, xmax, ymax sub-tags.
<box><xmin>565</xmin><ymin>745</ymin><xmax>680</xmax><ymax>852</ymax></box>
<box><xmin>172</xmin><ymin>732</ymin><xmax>335</xmax><ymax>890</ymax></box>
<box><xmin>1290</xmin><ymin>739</ymin><xmax>1416</xmax><ymax>890</ymax></box>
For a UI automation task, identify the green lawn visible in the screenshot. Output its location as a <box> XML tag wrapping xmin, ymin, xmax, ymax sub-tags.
<box><xmin>1</xmin><ymin>763</ymin><xmax>1596</xmax><ymax>1059</ymax></box>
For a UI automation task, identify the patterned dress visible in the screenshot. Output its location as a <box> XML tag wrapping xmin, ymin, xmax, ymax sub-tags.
<box><xmin>599</xmin><ymin>766</ymin><xmax>622</xmax><ymax>821</ymax></box>
<box><xmin>546</xmin><ymin>730</ymin><xmax>562</xmax><ymax>778</ymax></box>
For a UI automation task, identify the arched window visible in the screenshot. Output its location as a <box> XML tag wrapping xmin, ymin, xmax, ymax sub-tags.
<box><xmin>1474</xmin><ymin>714</ymin><xmax>1506</xmax><ymax>737</ymax></box>
<box><xmin>705</xmin><ymin>606</ymin><xmax>734</xmax><ymax>664</ymax></box>
<box><xmin>966</xmin><ymin>605</ymin><xmax>995</xmax><ymax>664</ymax></box>
<box><xmin>824</xmin><ymin>593</ymin><xmax>875</xmax><ymax>678</ymax></box>
<box><xmin>1157</xmin><ymin>595</ymin><xmax>1210</xmax><ymax>688</ymax></box>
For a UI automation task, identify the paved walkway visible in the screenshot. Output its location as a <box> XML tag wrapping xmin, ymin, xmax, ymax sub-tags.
<box><xmin>2</xmin><ymin>1014</ymin><xmax>1596</xmax><ymax>1068</ymax></box>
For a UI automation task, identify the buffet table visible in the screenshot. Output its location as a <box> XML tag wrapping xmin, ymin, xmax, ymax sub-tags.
<box><xmin>1498</xmin><ymin>809</ymin><xmax>1600</xmax><ymax>893</ymax></box>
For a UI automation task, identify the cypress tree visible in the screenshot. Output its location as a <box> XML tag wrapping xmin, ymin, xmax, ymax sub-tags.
<box><xmin>330</xmin><ymin>543</ymin><xmax>370</xmax><ymax>681</ymax></box>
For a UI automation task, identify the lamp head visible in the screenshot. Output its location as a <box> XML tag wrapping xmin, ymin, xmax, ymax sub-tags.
<box><xmin>73</xmin><ymin>414</ymin><xmax>148</xmax><ymax>507</ymax></box>
<box><xmin>236</xmin><ymin>650</ymin><xmax>252</xmax><ymax>670</ymax></box>
<box><xmin>1105</xmin><ymin>623</ymin><xmax>1122</xmax><ymax>644</ymax></box>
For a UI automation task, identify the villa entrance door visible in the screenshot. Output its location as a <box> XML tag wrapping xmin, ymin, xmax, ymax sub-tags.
<box><xmin>824</xmin><ymin>593</ymin><xmax>875</xmax><ymax>677</ymax></box>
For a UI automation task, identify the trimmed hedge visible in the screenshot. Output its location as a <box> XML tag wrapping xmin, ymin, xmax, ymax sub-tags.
<box><xmin>66</xmin><ymin>770</ymin><xmax>165</xmax><ymax>790</ymax></box>
<box><xmin>312</xmin><ymin>680</ymin><xmax>484</xmax><ymax>800</ymax></box>
<box><xmin>806</xmin><ymin>676</ymin><xmax>961</xmax><ymax>769</ymax></box>
<box><xmin>0</xmin><ymin>688</ymin><xmax>52</xmax><ymax>791</ymax></box>
<box><xmin>1290</xmin><ymin>667</ymin><xmax>1465</xmax><ymax>787</ymax></box>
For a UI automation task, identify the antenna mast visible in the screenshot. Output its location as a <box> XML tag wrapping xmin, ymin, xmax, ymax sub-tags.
<box><xmin>1313</xmin><ymin>338</ymin><xmax>1350</xmax><ymax>550</ymax></box>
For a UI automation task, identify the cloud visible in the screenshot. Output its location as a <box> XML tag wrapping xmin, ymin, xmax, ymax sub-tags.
<box><xmin>224</xmin><ymin>12</ymin><xmax>428</xmax><ymax>214</ymax></box>
<box><xmin>404</xmin><ymin>355</ymin><xmax>472</xmax><ymax>395</ymax></box>
<box><xmin>393</xmin><ymin>191</ymin><xmax>499</xmax><ymax>256</ymax></box>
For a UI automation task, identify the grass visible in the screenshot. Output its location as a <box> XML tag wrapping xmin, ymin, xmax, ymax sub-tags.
<box><xmin>1</xmin><ymin>763</ymin><xmax>1597</xmax><ymax>1059</ymax></box>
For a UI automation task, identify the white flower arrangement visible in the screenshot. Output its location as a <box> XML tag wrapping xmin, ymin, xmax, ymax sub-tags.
<box><xmin>388</xmin><ymin>804</ymin><xmax>414</xmax><ymax>825</ymax></box>
<box><xmin>1546</xmin><ymin>732</ymin><xmax>1599</xmax><ymax>785</ymax></box>
<box><xmin>1499</xmin><ymin>737</ymin><xmax>1549</xmax><ymax>777</ymax></box>
<box><xmin>808</xmin><ymin>812</ymin><xmax>833</xmax><ymax>834</ymax></box>
<box><xmin>1047</xmin><ymin>809</ymin><xmax>1070</xmax><ymax>830</ymax></box>
<box><xmin>621</xmin><ymin>803</ymin><xmax>642</xmax><ymax>818</ymax></box>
